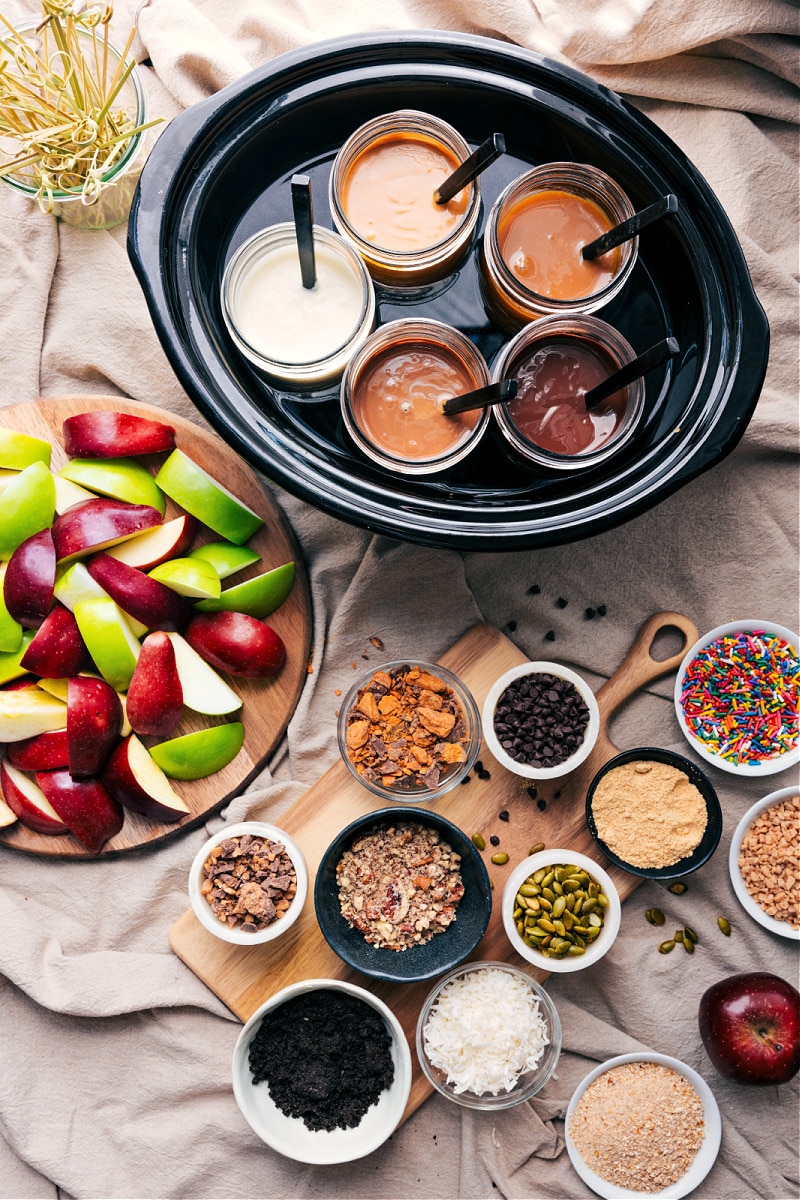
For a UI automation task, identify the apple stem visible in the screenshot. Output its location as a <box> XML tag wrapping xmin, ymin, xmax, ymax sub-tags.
<box><xmin>758</xmin><ymin>1028</ymin><xmax>783</xmax><ymax>1052</ymax></box>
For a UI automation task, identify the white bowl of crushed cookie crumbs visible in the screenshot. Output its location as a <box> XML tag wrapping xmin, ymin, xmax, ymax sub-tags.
<box><xmin>565</xmin><ymin>1053</ymin><xmax>721</xmax><ymax>1199</ymax></box>
<box><xmin>729</xmin><ymin>786</ymin><xmax>800</xmax><ymax>941</ymax></box>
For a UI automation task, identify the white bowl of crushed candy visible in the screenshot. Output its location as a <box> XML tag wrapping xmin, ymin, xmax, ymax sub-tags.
<box><xmin>729</xmin><ymin>786</ymin><xmax>800</xmax><ymax>941</ymax></box>
<box><xmin>416</xmin><ymin>960</ymin><xmax>561</xmax><ymax>1109</ymax></box>
<box><xmin>232</xmin><ymin>978</ymin><xmax>412</xmax><ymax>1164</ymax></box>
<box><xmin>565</xmin><ymin>1053</ymin><xmax>721</xmax><ymax>1199</ymax></box>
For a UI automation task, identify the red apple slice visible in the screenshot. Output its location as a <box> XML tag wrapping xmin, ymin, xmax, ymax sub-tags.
<box><xmin>185</xmin><ymin>611</ymin><xmax>286</xmax><ymax>678</ymax></box>
<box><xmin>6</xmin><ymin>728</ymin><xmax>69</xmax><ymax>770</ymax></box>
<box><xmin>126</xmin><ymin>631</ymin><xmax>183</xmax><ymax>738</ymax></box>
<box><xmin>87</xmin><ymin>552</ymin><xmax>191</xmax><ymax>632</ymax></box>
<box><xmin>52</xmin><ymin>497</ymin><xmax>163</xmax><ymax>564</ymax></box>
<box><xmin>19</xmin><ymin>604</ymin><xmax>91</xmax><ymax>677</ymax></box>
<box><xmin>35</xmin><ymin>769</ymin><xmax>123</xmax><ymax>853</ymax></box>
<box><xmin>66</xmin><ymin>675</ymin><xmax>123</xmax><ymax>777</ymax></box>
<box><xmin>63</xmin><ymin>411</ymin><xmax>176</xmax><ymax>458</ymax></box>
<box><xmin>1</xmin><ymin>760</ymin><xmax>68</xmax><ymax>833</ymax></box>
<box><xmin>102</xmin><ymin>734</ymin><xmax>190</xmax><ymax>823</ymax></box>
<box><xmin>104</xmin><ymin>514</ymin><xmax>197</xmax><ymax>570</ymax></box>
<box><xmin>3</xmin><ymin>528</ymin><xmax>56</xmax><ymax>627</ymax></box>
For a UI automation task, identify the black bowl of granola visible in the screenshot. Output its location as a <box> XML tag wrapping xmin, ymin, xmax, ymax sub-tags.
<box><xmin>314</xmin><ymin>807</ymin><xmax>492</xmax><ymax>984</ymax></box>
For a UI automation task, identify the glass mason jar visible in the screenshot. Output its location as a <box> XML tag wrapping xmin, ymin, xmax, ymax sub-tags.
<box><xmin>341</xmin><ymin>317</ymin><xmax>491</xmax><ymax>475</ymax></box>
<box><xmin>221</xmin><ymin>223</ymin><xmax>376</xmax><ymax>388</ymax></box>
<box><xmin>329</xmin><ymin>110</ymin><xmax>481</xmax><ymax>289</ymax></box>
<box><xmin>1</xmin><ymin>22</ymin><xmax>150</xmax><ymax>230</ymax></box>
<box><xmin>481</xmin><ymin>163</ymin><xmax>638</xmax><ymax>331</ymax></box>
<box><xmin>490</xmin><ymin>314</ymin><xmax>645</xmax><ymax>471</ymax></box>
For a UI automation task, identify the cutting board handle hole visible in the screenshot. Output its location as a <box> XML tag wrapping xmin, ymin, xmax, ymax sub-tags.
<box><xmin>648</xmin><ymin>624</ymin><xmax>690</xmax><ymax>662</ymax></box>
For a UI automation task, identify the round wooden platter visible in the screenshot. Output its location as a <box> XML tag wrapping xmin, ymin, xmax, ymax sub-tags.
<box><xmin>0</xmin><ymin>396</ymin><xmax>313</xmax><ymax>859</ymax></box>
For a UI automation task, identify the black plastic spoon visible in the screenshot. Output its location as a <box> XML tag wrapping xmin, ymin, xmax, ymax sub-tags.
<box><xmin>442</xmin><ymin>378</ymin><xmax>517</xmax><ymax>416</ymax></box>
<box><xmin>435</xmin><ymin>133</ymin><xmax>506</xmax><ymax>206</ymax></box>
<box><xmin>584</xmin><ymin>337</ymin><xmax>680</xmax><ymax>411</ymax></box>
<box><xmin>291</xmin><ymin>173</ymin><xmax>316</xmax><ymax>289</ymax></box>
<box><xmin>581</xmin><ymin>193</ymin><xmax>679</xmax><ymax>261</ymax></box>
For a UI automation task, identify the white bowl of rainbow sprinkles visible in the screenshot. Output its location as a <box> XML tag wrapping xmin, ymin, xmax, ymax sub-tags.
<box><xmin>674</xmin><ymin>620</ymin><xmax>799</xmax><ymax>777</ymax></box>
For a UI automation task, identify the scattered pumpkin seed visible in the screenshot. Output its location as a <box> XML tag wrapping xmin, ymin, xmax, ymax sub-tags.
<box><xmin>471</xmin><ymin>832</ymin><xmax>485</xmax><ymax>850</ymax></box>
<box><xmin>490</xmin><ymin>851</ymin><xmax>509</xmax><ymax>865</ymax></box>
<box><xmin>528</xmin><ymin>842</ymin><xmax>546</xmax><ymax>855</ymax></box>
<box><xmin>658</xmin><ymin>939</ymin><xmax>676</xmax><ymax>953</ymax></box>
<box><xmin>684</xmin><ymin>925</ymin><xmax>699</xmax><ymax>944</ymax></box>
<box><xmin>645</xmin><ymin>907</ymin><xmax>666</xmax><ymax>926</ymax></box>
<box><xmin>668</xmin><ymin>881</ymin><xmax>688</xmax><ymax>894</ymax></box>
<box><xmin>717</xmin><ymin>916</ymin><xmax>732</xmax><ymax>936</ymax></box>
<box><xmin>682</xmin><ymin>936</ymin><xmax>695</xmax><ymax>954</ymax></box>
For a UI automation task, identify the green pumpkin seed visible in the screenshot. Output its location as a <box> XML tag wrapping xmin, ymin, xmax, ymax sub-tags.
<box><xmin>532</xmin><ymin>868</ymin><xmax>546</xmax><ymax>884</ymax></box>
<box><xmin>537</xmin><ymin>896</ymin><xmax>553</xmax><ymax>913</ymax></box>
<box><xmin>552</xmin><ymin>895</ymin><xmax>566</xmax><ymax>917</ymax></box>
<box><xmin>668</xmin><ymin>881</ymin><xmax>688</xmax><ymax>894</ymax></box>
<box><xmin>528</xmin><ymin>842</ymin><xmax>546</xmax><ymax>855</ymax></box>
<box><xmin>682</xmin><ymin>937</ymin><xmax>695</xmax><ymax>954</ymax></box>
<box><xmin>542</xmin><ymin>886</ymin><xmax>556</xmax><ymax>902</ymax></box>
<box><xmin>537</xmin><ymin>917</ymin><xmax>556</xmax><ymax>933</ymax></box>
<box><xmin>646</xmin><ymin>907</ymin><xmax>666</xmax><ymax>926</ymax></box>
<box><xmin>717</xmin><ymin>916</ymin><xmax>732</xmax><ymax>936</ymax></box>
<box><xmin>471</xmin><ymin>832</ymin><xmax>485</xmax><ymax>850</ymax></box>
<box><xmin>684</xmin><ymin>926</ymin><xmax>699</xmax><ymax>945</ymax></box>
<box><xmin>567</xmin><ymin>945</ymin><xmax>586</xmax><ymax>956</ymax></box>
<box><xmin>519</xmin><ymin>883</ymin><xmax>538</xmax><ymax>897</ymax></box>
<box><xmin>658</xmin><ymin>939</ymin><xmax>676</xmax><ymax>954</ymax></box>
<box><xmin>491</xmin><ymin>852</ymin><xmax>509</xmax><ymax>865</ymax></box>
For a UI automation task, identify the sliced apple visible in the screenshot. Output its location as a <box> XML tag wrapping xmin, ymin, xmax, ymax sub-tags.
<box><xmin>35</xmin><ymin>769</ymin><xmax>123</xmax><ymax>853</ymax></box>
<box><xmin>0</xmin><ymin>791</ymin><xmax>18</xmax><ymax>828</ymax></box>
<box><xmin>0</xmin><ymin>632</ymin><xmax>35</xmax><ymax>686</ymax></box>
<box><xmin>102</xmin><ymin>734</ymin><xmax>190</xmax><ymax>823</ymax></box>
<box><xmin>0</xmin><ymin>563</ymin><xmax>23</xmax><ymax>654</ymax></box>
<box><xmin>66</xmin><ymin>675</ymin><xmax>123</xmax><ymax>777</ymax></box>
<box><xmin>185</xmin><ymin>611</ymin><xmax>286</xmax><ymax>679</ymax></box>
<box><xmin>53</xmin><ymin>561</ymin><xmax>147</xmax><ymax>638</ymax></box>
<box><xmin>7</xmin><ymin>728</ymin><xmax>69</xmax><ymax>771</ymax></box>
<box><xmin>0</xmin><ymin>461</ymin><xmax>56</xmax><ymax>560</ymax></box>
<box><xmin>87</xmin><ymin>553</ymin><xmax>190</xmax><ymax>632</ymax></box>
<box><xmin>165</xmin><ymin>631</ymin><xmax>242</xmax><ymax>715</ymax></box>
<box><xmin>104</xmin><ymin>514</ymin><xmax>197</xmax><ymax>570</ymax></box>
<box><xmin>53</xmin><ymin>474</ymin><xmax>94</xmax><ymax>514</ymax></box>
<box><xmin>3</xmin><ymin>528</ymin><xmax>56</xmax><ymax>628</ymax></box>
<box><xmin>125</xmin><ymin>631</ymin><xmax>183</xmax><ymax>738</ymax></box>
<box><xmin>0</xmin><ymin>427</ymin><xmax>50</xmax><ymax>470</ymax></box>
<box><xmin>188</xmin><ymin>541</ymin><xmax>260</xmax><ymax>579</ymax></box>
<box><xmin>1</xmin><ymin>760</ymin><xmax>67</xmax><ymax>833</ymax></box>
<box><xmin>62</xmin><ymin>411</ymin><xmax>176</xmax><ymax>458</ymax></box>
<box><xmin>0</xmin><ymin>468</ymin><xmax>19</xmax><ymax>494</ymax></box>
<box><xmin>58</xmin><ymin>458</ymin><xmax>166</xmax><ymax>515</ymax></box>
<box><xmin>36</xmin><ymin>677</ymin><xmax>68</xmax><ymax>701</ymax></box>
<box><xmin>155</xmin><ymin>450</ymin><xmax>263</xmax><ymax>544</ymax></box>
<box><xmin>73</xmin><ymin>597</ymin><xmax>141</xmax><ymax>691</ymax></box>
<box><xmin>148</xmin><ymin>557</ymin><xmax>221</xmax><ymax>600</ymax></box>
<box><xmin>19</xmin><ymin>604</ymin><xmax>91</xmax><ymax>677</ymax></box>
<box><xmin>0</xmin><ymin>686</ymin><xmax>66</xmax><ymax>741</ymax></box>
<box><xmin>195</xmin><ymin>561</ymin><xmax>295</xmax><ymax>618</ymax></box>
<box><xmin>52</xmin><ymin>497</ymin><xmax>163</xmax><ymax>564</ymax></box>
<box><xmin>150</xmin><ymin>722</ymin><xmax>245</xmax><ymax>780</ymax></box>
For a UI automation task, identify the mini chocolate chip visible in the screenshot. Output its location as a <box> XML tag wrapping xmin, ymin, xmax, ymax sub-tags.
<box><xmin>584</xmin><ymin>607</ymin><xmax>596</xmax><ymax>620</ymax></box>
<box><xmin>489</xmin><ymin>835</ymin><xmax>500</xmax><ymax>847</ymax></box>
<box><xmin>477</xmin><ymin>769</ymin><xmax>491</xmax><ymax>780</ymax></box>
<box><xmin>527</xmin><ymin>584</ymin><xmax>541</xmax><ymax>595</ymax></box>
<box><xmin>596</xmin><ymin>604</ymin><xmax>607</xmax><ymax>616</ymax></box>
<box><xmin>544</xmin><ymin>630</ymin><xmax>556</xmax><ymax>641</ymax></box>
<box><xmin>498</xmin><ymin>810</ymin><xmax>509</xmax><ymax>822</ymax></box>
<box><xmin>460</xmin><ymin>775</ymin><xmax>471</xmax><ymax>784</ymax></box>
<box><xmin>553</xmin><ymin>790</ymin><xmax>561</xmax><ymax>798</ymax></box>
<box><xmin>526</xmin><ymin>786</ymin><xmax>538</xmax><ymax>799</ymax></box>
<box><xmin>507</xmin><ymin>620</ymin><xmax>517</xmax><ymax>632</ymax></box>
<box><xmin>537</xmin><ymin>798</ymin><xmax>547</xmax><ymax>811</ymax></box>
<box><xmin>556</xmin><ymin>597</ymin><xmax>568</xmax><ymax>608</ymax></box>
<box><xmin>474</xmin><ymin>760</ymin><xmax>483</xmax><ymax>772</ymax></box>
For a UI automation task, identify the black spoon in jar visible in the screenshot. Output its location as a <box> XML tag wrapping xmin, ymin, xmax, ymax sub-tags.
<box><xmin>442</xmin><ymin>379</ymin><xmax>518</xmax><ymax>417</ymax></box>
<box><xmin>581</xmin><ymin>193</ymin><xmax>679</xmax><ymax>261</ymax></box>
<box><xmin>434</xmin><ymin>133</ymin><xmax>506</xmax><ymax>206</ymax></box>
<box><xmin>291</xmin><ymin>172</ymin><xmax>316</xmax><ymax>289</ymax></box>
<box><xmin>584</xmin><ymin>337</ymin><xmax>680</xmax><ymax>411</ymax></box>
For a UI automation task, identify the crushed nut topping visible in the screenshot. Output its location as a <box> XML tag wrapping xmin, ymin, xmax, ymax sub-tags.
<box><xmin>200</xmin><ymin>834</ymin><xmax>297</xmax><ymax>932</ymax></box>
<box><xmin>336</xmin><ymin>821</ymin><xmax>464</xmax><ymax>951</ymax></box>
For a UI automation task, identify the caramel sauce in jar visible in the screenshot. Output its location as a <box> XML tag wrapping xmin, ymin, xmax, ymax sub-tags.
<box><xmin>498</xmin><ymin>190</ymin><xmax>620</xmax><ymax>302</ymax></box>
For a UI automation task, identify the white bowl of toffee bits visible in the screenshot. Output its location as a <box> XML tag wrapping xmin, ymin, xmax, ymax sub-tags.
<box><xmin>585</xmin><ymin>747</ymin><xmax>722</xmax><ymax>881</ymax></box>
<box><xmin>232</xmin><ymin>978</ymin><xmax>412</xmax><ymax>1164</ymax></box>
<box><xmin>188</xmin><ymin>821</ymin><xmax>308</xmax><ymax>945</ymax></box>
<box><xmin>482</xmin><ymin>661</ymin><xmax>600</xmax><ymax>780</ymax></box>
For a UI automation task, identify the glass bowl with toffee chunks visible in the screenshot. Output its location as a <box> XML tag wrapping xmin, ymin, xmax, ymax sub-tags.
<box><xmin>188</xmin><ymin>821</ymin><xmax>308</xmax><ymax>945</ymax></box>
<box><xmin>337</xmin><ymin>661</ymin><xmax>481</xmax><ymax>801</ymax></box>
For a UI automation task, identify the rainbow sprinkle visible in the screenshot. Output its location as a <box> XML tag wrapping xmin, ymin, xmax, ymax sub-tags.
<box><xmin>679</xmin><ymin>630</ymin><xmax>799</xmax><ymax>765</ymax></box>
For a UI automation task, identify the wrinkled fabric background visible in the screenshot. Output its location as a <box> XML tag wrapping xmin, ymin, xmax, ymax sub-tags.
<box><xmin>0</xmin><ymin>1</ymin><xmax>797</xmax><ymax>1197</ymax></box>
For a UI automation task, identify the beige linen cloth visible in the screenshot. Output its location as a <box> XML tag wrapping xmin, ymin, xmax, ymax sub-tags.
<box><xmin>0</xmin><ymin>0</ymin><xmax>798</xmax><ymax>1197</ymax></box>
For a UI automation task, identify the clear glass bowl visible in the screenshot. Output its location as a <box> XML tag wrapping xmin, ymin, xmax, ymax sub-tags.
<box><xmin>337</xmin><ymin>659</ymin><xmax>481</xmax><ymax>800</ymax></box>
<box><xmin>416</xmin><ymin>961</ymin><xmax>562</xmax><ymax>1109</ymax></box>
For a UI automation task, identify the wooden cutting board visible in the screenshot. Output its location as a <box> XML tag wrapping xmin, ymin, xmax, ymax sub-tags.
<box><xmin>0</xmin><ymin>396</ymin><xmax>312</xmax><ymax>858</ymax></box>
<box><xmin>169</xmin><ymin>610</ymin><xmax>698</xmax><ymax>1118</ymax></box>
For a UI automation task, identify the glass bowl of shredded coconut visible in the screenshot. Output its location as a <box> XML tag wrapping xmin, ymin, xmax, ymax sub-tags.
<box><xmin>416</xmin><ymin>961</ymin><xmax>561</xmax><ymax>1108</ymax></box>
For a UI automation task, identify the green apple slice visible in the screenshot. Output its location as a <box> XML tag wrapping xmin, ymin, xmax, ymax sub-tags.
<box><xmin>0</xmin><ymin>562</ymin><xmax>23</xmax><ymax>654</ymax></box>
<box><xmin>0</xmin><ymin>427</ymin><xmax>50</xmax><ymax>470</ymax></box>
<box><xmin>73</xmin><ymin>597</ymin><xmax>141</xmax><ymax>691</ymax></box>
<box><xmin>36</xmin><ymin>676</ymin><xmax>69</xmax><ymax>701</ymax></box>
<box><xmin>0</xmin><ymin>461</ymin><xmax>56</xmax><ymax>560</ymax></box>
<box><xmin>188</xmin><ymin>541</ymin><xmax>260</xmax><ymax>579</ymax></box>
<box><xmin>0</xmin><ymin>686</ymin><xmax>67</xmax><ymax>741</ymax></box>
<box><xmin>54</xmin><ymin>561</ymin><xmax>148</xmax><ymax>638</ymax></box>
<box><xmin>165</xmin><ymin>632</ymin><xmax>242</xmax><ymax>715</ymax></box>
<box><xmin>0</xmin><ymin>468</ymin><xmax>20</xmax><ymax>495</ymax></box>
<box><xmin>155</xmin><ymin>450</ymin><xmax>263</xmax><ymax>544</ymax></box>
<box><xmin>59</xmin><ymin>458</ymin><xmax>166</xmax><ymax>515</ymax></box>
<box><xmin>53</xmin><ymin>474</ymin><xmax>94</xmax><ymax>514</ymax></box>
<box><xmin>0</xmin><ymin>631</ymin><xmax>34</xmax><ymax>685</ymax></box>
<box><xmin>150</xmin><ymin>722</ymin><xmax>245</xmax><ymax>780</ymax></box>
<box><xmin>195</xmin><ymin>561</ymin><xmax>295</xmax><ymax>618</ymax></box>
<box><xmin>148</xmin><ymin>557</ymin><xmax>221</xmax><ymax>600</ymax></box>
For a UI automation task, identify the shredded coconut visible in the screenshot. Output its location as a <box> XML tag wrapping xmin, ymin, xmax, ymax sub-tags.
<box><xmin>423</xmin><ymin>967</ymin><xmax>550</xmax><ymax>1095</ymax></box>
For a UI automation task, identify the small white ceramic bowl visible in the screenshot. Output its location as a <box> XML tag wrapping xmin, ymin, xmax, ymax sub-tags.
<box><xmin>565</xmin><ymin>1052</ymin><xmax>721</xmax><ymax>1199</ymax></box>
<box><xmin>674</xmin><ymin>619</ymin><xmax>799</xmax><ymax>777</ymax></box>
<box><xmin>728</xmin><ymin>785</ymin><xmax>800</xmax><ymax>941</ymax></box>
<box><xmin>231</xmin><ymin>978</ymin><xmax>412</xmax><ymax>1164</ymax></box>
<box><xmin>188</xmin><ymin>820</ymin><xmax>308</xmax><ymax>945</ymax></box>
<box><xmin>482</xmin><ymin>661</ymin><xmax>600</xmax><ymax>780</ymax></box>
<box><xmin>502</xmin><ymin>848</ymin><xmax>621</xmax><ymax>972</ymax></box>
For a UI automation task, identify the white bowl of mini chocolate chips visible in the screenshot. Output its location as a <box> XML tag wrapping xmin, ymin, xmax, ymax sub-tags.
<box><xmin>482</xmin><ymin>661</ymin><xmax>600</xmax><ymax>779</ymax></box>
<box><xmin>188</xmin><ymin>821</ymin><xmax>308</xmax><ymax>945</ymax></box>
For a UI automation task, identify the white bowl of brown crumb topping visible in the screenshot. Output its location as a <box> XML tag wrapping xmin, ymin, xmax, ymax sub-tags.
<box><xmin>565</xmin><ymin>1053</ymin><xmax>721</xmax><ymax>1199</ymax></box>
<box><xmin>189</xmin><ymin>821</ymin><xmax>308</xmax><ymax>945</ymax></box>
<box><xmin>729</xmin><ymin>786</ymin><xmax>800</xmax><ymax>940</ymax></box>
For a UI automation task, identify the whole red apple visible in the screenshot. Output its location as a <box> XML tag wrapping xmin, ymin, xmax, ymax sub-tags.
<box><xmin>698</xmin><ymin>971</ymin><xmax>800</xmax><ymax>1085</ymax></box>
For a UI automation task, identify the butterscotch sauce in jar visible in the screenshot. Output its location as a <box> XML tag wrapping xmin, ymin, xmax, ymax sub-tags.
<box><xmin>341</xmin><ymin>318</ymin><xmax>490</xmax><ymax>475</ymax></box>
<box><xmin>330</xmin><ymin>111</ymin><xmax>481</xmax><ymax>289</ymax></box>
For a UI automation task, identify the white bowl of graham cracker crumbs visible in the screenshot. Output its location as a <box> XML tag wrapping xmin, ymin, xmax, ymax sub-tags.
<box><xmin>565</xmin><ymin>1053</ymin><xmax>721</xmax><ymax>1199</ymax></box>
<box><xmin>729</xmin><ymin>786</ymin><xmax>800</xmax><ymax>940</ymax></box>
